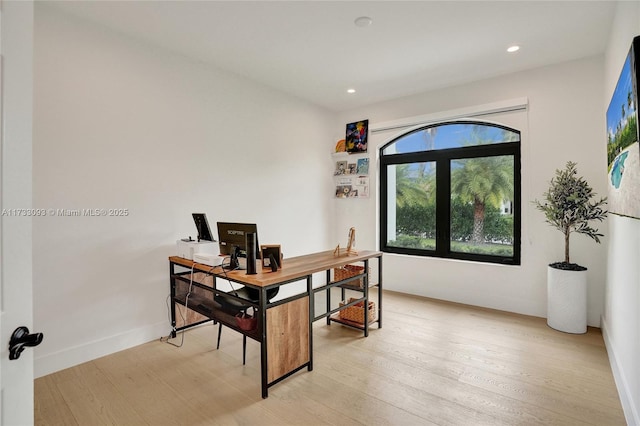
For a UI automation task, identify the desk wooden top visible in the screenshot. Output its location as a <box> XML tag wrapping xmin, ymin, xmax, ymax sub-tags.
<box><xmin>169</xmin><ymin>249</ymin><xmax>382</xmax><ymax>287</ymax></box>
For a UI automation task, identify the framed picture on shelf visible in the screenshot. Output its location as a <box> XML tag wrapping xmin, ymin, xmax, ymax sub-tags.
<box><xmin>335</xmin><ymin>185</ymin><xmax>353</xmax><ymax>198</ymax></box>
<box><xmin>348</xmin><ymin>163</ymin><xmax>357</xmax><ymax>174</ymax></box>
<box><xmin>334</xmin><ymin>161</ymin><xmax>347</xmax><ymax>175</ymax></box>
<box><xmin>354</xmin><ymin>176</ymin><xmax>370</xmax><ymax>197</ymax></box>
<box><xmin>345</xmin><ymin>119</ymin><xmax>368</xmax><ymax>153</ymax></box>
<box><xmin>356</xmin><ymin>158</ymin><xmax>369</xmax><ymax>174</ymax></box>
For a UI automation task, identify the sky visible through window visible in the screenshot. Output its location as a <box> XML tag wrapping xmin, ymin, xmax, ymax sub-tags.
<box><xmin>385</xmin><ymin>123</ymin><xmax>519</xmax><ymax>155</ymax></box>
<box><xmin>606</xmin><ymin>52</ymin><xmax>636</xmax><ymax>142</ymax></box>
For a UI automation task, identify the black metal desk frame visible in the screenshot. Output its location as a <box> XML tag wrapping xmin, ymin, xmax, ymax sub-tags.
<box><xmin>168</xmin><ymin>251</ymin><xmax>382</xmax><ymax>398</ymax></box>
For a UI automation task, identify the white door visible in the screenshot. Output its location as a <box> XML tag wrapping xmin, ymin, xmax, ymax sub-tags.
<box><xmin>0</xmin><ymin>1</ymin><xmax>35</xmax><ymax>425</ymax></box>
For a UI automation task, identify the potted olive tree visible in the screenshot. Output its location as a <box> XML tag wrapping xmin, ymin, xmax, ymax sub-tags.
<box><xmin>534</xmin><ymin>161</ymin><xmax>608</xmax><ymax>333</ymax></box>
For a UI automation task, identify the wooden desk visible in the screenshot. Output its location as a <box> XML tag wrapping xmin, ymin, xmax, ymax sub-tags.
<box><xmin>168</xmin><ymin>249</ymin><xmax>382</xmax><ymax>398</ymax></box>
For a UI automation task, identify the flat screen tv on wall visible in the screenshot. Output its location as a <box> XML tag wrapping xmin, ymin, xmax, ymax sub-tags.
<box><xmin>607</xmin><ymin>35</ymin><xmax>640</xmax><ymax>219</ymax></box>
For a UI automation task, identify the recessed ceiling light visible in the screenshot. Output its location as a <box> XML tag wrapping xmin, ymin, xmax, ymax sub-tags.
<box><xmin>507</xmin><ymin>45</ymin><xmax>520</xmax><ymax>53</ymax></box>
<box><xmin>347</xmin><ymin>88</ymin><xmax>356</xmax><ymax>94</ymax></box>
<box><xmin>354</xmin><ymin>16</ymin><xmax>373</xmax><ymax>27</ymax></box>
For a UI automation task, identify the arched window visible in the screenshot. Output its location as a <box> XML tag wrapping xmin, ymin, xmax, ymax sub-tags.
<box><xmin>379</xmin><ymin>121</ymin><xmax>521</xmax><ymax>265</ymax></box>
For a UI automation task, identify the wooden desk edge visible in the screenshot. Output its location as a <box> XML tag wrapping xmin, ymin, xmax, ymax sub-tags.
<box><xmin>169</xmin><ymin>250</ymin><xmax>382</xmax><ymax>287</ymax></box>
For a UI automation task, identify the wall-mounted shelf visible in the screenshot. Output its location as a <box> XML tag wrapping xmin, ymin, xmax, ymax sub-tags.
<box><xmin>333</xmin><ymin>150</ymin><xmax>370</xmax><ymax>198</ymax></box>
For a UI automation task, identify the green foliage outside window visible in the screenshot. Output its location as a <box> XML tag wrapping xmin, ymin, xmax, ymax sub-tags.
<box><xmin>391</xmin><ymin>199</ymin><xmax>514</xmax><ymax>256</ymax></box>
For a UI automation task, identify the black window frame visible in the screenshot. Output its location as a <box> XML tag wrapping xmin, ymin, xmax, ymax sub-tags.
<box><xmin>379</xmin><ymin>120</ymin><xmax>521</xmax><ymax>265</ymax></box>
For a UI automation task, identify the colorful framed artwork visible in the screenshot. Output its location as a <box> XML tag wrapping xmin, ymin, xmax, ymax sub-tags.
<box><xmin>346</xmin><ymin>120</ymin><xmax>368</xmax><ymax>153</ymax></box>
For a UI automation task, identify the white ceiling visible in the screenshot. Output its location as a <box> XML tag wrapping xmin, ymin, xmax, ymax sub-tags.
<box><xmin>48</xmin><ymin>1</ymin><xmax>617</xmax><ymax>112</ymax></box>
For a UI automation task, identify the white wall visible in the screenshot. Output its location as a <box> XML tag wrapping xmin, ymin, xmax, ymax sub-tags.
<box><xmin>33</xmin><ymin>4</ymin><xmax>336</xmax><ymax>377</ymax></box>
<box><xmin>337</xmin><ymin>56</ymin><xmax>608</xmax><ymax>326</ymax></box>
<box><xmin>602</xmin><ymin>2</ymin><xmax>640</xmax><ymax>424</ymax></box>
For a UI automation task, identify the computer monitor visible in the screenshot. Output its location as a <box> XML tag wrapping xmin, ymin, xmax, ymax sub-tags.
<box><xmin>216</xmin><ymin>222</ymin><xmax>260</xmax><ymax>259</ymax></box>
<box><xmin>192</xmin><ymin>213</ymin><xmax>214</xmax><ymax>242</ymax></box>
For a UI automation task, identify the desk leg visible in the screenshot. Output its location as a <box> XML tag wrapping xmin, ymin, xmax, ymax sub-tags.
<box><xmin>169</xmin><ymin>262</ymin><xmax>177</xmax><ymax>338</ymax></box>
<box><xmin>364</xmin><ymin>259</ymin><xmax>369</xmax><ymax>337</ymax></box>
<box><xmin>325</xmin><ymin>270</ymin><xmax>331</xmax><ymax>325</ymax></box>
<box><xmin>307</xmin><ymin>275</ymin><xmax>314</xmax><ymax>371</ymax></box>
<box><xmin>260</xmin><ymin>287</ymin><xmax>268</xmax><ymax>399</ymax></box>
<box><xmin>378</xmin><ymin>254</ymin><xmax>383</xmax><ymax>328</ymax></box>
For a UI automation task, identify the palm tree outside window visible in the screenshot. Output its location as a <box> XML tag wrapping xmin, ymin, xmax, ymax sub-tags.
<box><xmin>379</xmin><ymin>121</ymin><xmax>521</xmax><ymax>265</ymax></box>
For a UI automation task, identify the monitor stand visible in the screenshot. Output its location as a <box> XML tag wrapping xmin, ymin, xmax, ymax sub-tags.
<box><xmin>223</xmin><ymin>247</ymin><xmax>246</xmax><ymax>271</ymax></box>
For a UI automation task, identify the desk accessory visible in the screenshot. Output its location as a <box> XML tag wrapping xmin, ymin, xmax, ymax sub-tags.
<box><xmin>268</xmin><ymin>254</ymin><xmax>278</xmax><ymax>272</ymax></box>
<box><xmin>192</xmin><ymin>213</ymin><xmax>215</xmax><ymax>242</ymax></box>
<box><xmin>333</xmin><ymin>227</ymin><xmax>358</xmax><ymax>256</ymax></box>
<box><xmin>261</xmin><ymin>245</ymin><xmax>281</xmax><ymax>270</ymax></box>
<box><xmin>246</xmin><ymin>232</ymin><xmax>258</xmax><ymax>275</ymax></box>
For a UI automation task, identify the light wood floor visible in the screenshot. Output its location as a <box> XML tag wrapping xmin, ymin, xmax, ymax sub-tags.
<box><xmin>35</xmin><ymin>290</ymin><xmax>625</xmax><ymax>425</ymax></box>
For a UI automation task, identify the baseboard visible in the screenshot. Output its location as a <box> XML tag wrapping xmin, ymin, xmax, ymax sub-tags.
<box><xmin>601</xmin><ymin>315</ymin><xmax>640</xmax><ymax>426</ymax></box>
<box><xmin>34</xmin><ymin>321</ymin><xmax>170</xmax><ymax>378</ymax></box>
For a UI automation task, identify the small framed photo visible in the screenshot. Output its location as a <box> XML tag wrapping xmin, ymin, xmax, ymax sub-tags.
<box><xmin>357</xmin><ymin>158</ymin><xmax>369</xmax><ymax>174</ymax></box>
<box><xmin>261</xmin><ymin>245</ymin><xmax>282</xmax><ymax>269</ymax></box>
<box><xmin>335</xmin><ymin>185</ymin><xmax>352</xmax><ymax>198</ymax></box>
<box><xmin>334</xmin><ymin>161</ymin><xmax>347</xmax><ymax>175</ymax></box>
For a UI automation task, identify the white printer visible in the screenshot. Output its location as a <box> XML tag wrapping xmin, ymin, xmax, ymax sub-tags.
<box><xmin>177</xmin><ymin>239</ymin><xmax>222</xmax><ymax>266</ymax></box>
<box><xmin>177</xmin><ymin>213</ymin><xmax>223</xmax><ymax>266</ymax></box>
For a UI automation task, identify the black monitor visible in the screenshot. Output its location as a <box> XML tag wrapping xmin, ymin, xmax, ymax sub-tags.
<box><xmin>216</xmin><ymin>222</ymin><xmax>260</xmax><ymax>259</ymax></box>
<box><xmin>192</xmin><ymin>213</ymin><xmax>214</xmax><ymax>242</ymax></box>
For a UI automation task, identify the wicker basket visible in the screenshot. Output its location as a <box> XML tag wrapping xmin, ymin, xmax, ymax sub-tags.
<box><xmin>339</xmin><ymin>298</ymin><xmax>376</xmax><ymax>324</ymax></box>
<box><xmin>333</xmin><ymin>264</ymin><xmax>366</xmax><ymax>288</ymax></box>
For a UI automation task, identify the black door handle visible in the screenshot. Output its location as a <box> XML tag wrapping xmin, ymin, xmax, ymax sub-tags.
<box><xmin>9</xmin><ymin>326</ymin><xmax>43</xmax><ymax>360</ymax></box>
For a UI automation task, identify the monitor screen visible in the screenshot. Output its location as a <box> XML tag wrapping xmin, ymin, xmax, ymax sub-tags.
<box><xmin>216</xmin><ymin>222</ymin><xmax>259</xmax><ymax>258</ymax></box>
<box><xmin>192</xmin><ymin>213</ymin><xmax>214</xmax><ymax>242</ymax></box>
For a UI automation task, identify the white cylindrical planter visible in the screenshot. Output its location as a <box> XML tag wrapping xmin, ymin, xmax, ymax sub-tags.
<box><xmin>547</xmin><ymin>266</ymin><xmax>587</xmax><ymax>334</ymax></box>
